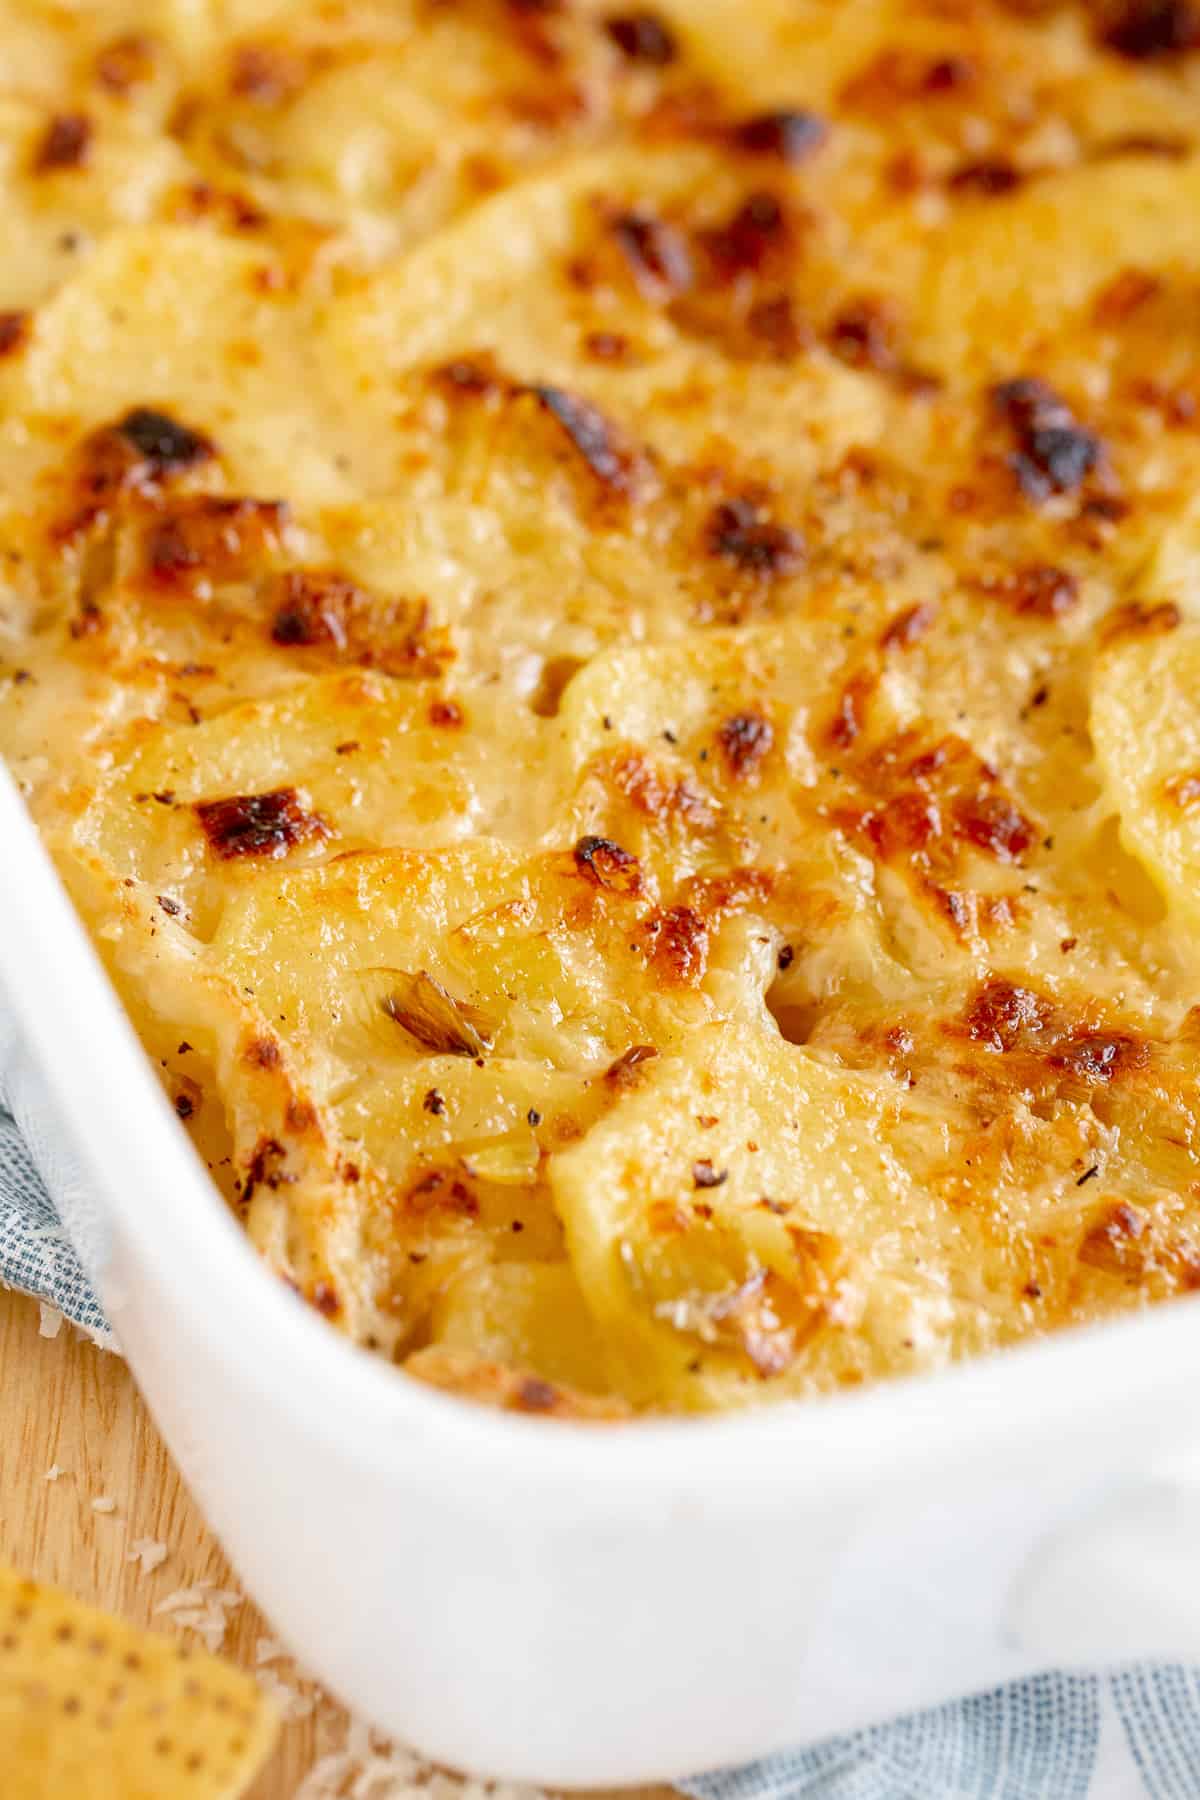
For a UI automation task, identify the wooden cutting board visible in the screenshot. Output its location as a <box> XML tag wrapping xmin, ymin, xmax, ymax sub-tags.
<box><xmin>0</xmin><ymin>1285</ymin><xmax>670</xmax><ymax>1799</ymax></box>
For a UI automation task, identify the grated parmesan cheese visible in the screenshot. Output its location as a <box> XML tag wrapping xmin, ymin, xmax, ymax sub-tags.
<box><xmin>90</xmin><ymin>1495</ymin><xmax>116</xmax><ymax>1514</ymax></box>
<box><xmin>126</xmin><ymin>1537</ymin><xmax>169</xmax><ymax>1575</ymax></box>
<box><xmin>256</xmin><ymin>1663</ymin><xmax>315</xmax><ymax>1721</ymax></box>
<box><xmin>295</xmin><ymin>1714</ymin><xmax>551</xmax><ymax>1800</ymax></box>
<box><xmin>43</xmin><ymin>1463</ymin><xmax>65</xmax><ymax>1482</ymax></box>
<box><xmin>154</xmin><ymin>1581</ymin><xmax>243</xmax><ymax>1654</ymax></box>
<box><xmin>37</xmin><ymin>1302</ymin><xmax>63</xmax><ymax>1339</ymax></box>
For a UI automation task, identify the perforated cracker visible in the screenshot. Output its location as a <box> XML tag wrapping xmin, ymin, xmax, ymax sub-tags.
<box><xmin>0</xmin><ymin>1562</ymin><xmax>278</xmax><ymax>1798</ymax></box>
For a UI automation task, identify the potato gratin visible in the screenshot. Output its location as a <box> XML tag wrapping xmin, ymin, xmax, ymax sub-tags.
<box><xmin>5</xmin><ymin>1</ymin><xmax>1200</xmax><ymax>1416</ymax></box>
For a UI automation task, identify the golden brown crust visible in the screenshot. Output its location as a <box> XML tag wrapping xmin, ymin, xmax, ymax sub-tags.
<box><xmin>6</xmin><ymin>0</ymin><xmax>1200</xmax><ymax>1411</ymax></box>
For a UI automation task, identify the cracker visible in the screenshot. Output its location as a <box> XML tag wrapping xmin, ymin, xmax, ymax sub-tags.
<box><xmin>0</xmin><ymin>1562</ymin><xmax>278</xmax><ymax>1798</ymax></box>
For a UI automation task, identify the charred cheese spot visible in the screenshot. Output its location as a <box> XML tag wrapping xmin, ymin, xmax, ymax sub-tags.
<box><xmin>429</xmin><ymin>697</ymin><xmax>465</xmax><ymax>727</ymax></box>
<box><xmin>573</xmin><ymin>833</ymin><xmax>643</xmax><ymax>893</ymax></box>
<box><xmin>1074</xmin><ymin>1202</ymin><xmax>1200</xmax><ymax>1292</ymax></box>
<box><xmin>34</xmin><ymin>113</ymin><xmax>93</xmax><ymax>173</ymax></box>
<box><xmin>732</xmin><ymin>110</ymin><xmax>827</xmax><ymax>163</ymax></box>
<box><xmin>1078</xmin><ymin>1201</ymin><xmax>1149</xmax><ymax>1274</ymax></box>
<box><xmin>955</xmin><ymin>980</ymin><xmax>1151</xmax><ymax>1090</ymax></box>
<box><xmin>608</xmin><ymin>749</ymin><xmax>718</xmax><ymax>830</ymax></box>
<box><xmin>976</xmin><ymin>564</ymin><xmax>1079</xmax><ymax>619</ymax></box>
<box><xmin>120</xmin><ymin>409</ymin><xmax>215</xmax><ymax>474</ymax></box>
<box><xmin>583</xmin><ymin>328</ymin><xmax>631</xmax><ymax>361</ymax></box>
<box><xmin>743</xmin><ymin>291</ymin><xmax>808</xmax><ymax>358</ymax></box>
<box><xmin>637</xmin><ymin>904</ymin><xmax>708</xmax><ymax>983</ymax></box>
<box><xmin>66</xmin><ymin>410</ymin><xmax>216</xmax><ymax>527</ymax></box>
<box><xmin>946</xmin><ymin>160</ymin><xmax>1024</xmax><ymax>198</ymax></box>
<box><xmin>828</xmin><ymin>297</ymin><xmax>901</xmax><ymax>373</ymax></box>
<box><xmin>143</xmin><ymin>497</ymin><xmax>287</xmax><ymax>592</ymax></box>
<box><xmin>311</xmin><ymin>1280</ymin><xmax>341</xmax><ymax>1317</ymax></box>
<box><xmin>1100</xmin><ymin>0</ymin><xmax>1200</xmax><ymax>58</ymax></box>
<box><xmin>699</xmin><ymin>191</ymin><xmax>793</xmax><ymax>283</ymax></box>
<box><xmin>270</xmin><ymin>569</ymin><xmax>366</xmax><ymax>647</ymax></box>
<box><xmin>399</xmin><ymin>1166</ymin><xmax>480</xmax><ymax>1224</ymax></box>
<box><xmin>963</xmin><ymin>978</ymin><xmax>1051</xmax><ymax>1052</ymax></box>
<box><xmin>229</xmin><ymin>43</ymin><xmax>305</xmax><ymax>104</ymax></box>
<box><xmin>242</xmin><ymin>1136</ymin><xmax>289</xmax><ymax>1204</ymax></box>
<box><xmin>0</xmin><ymin>312</ymin><xmax>30</xmax><ymax>358</ymax></box>
<box><xmin>1049</xmin><ymin>1032</ymin><xmax>1150</xmax><ymax>1084</ymax></box>
<box><xmin>602</xmin><ymin>184</ymin><xmax>817</xmax><ymax>365</ymax></box>
<box><xmin>1164</xmin><ymin>770</ymin><xmax>1200</xmax><ymax>811</ymax></box>
<box><xmin>840</xmin><ymin>48</ymin><xmax>977</xmax><ymax>111</ymax></box>
<box><xmin>610</xmin><ymin>210</ymin><xmax>692</xmax><ymax>298</ymax></box>
<box><xmin>602</xmin><ymin>12</ymin><xmax>678</xmax><ymax>65</ymax></box>
<box><xmin>1101</xmin><ymin>600</ymin><xmax>1182</xmax><ymax>643</ymax></box>
<box><xmin>717</xmin><ymin>711</ymin><xmax>773</xmax><ymax>779</ymax></box>
<box><xmin>531</xmin><ymin>385</ymin><xmax>640</xmax><ymax>496</ymax></box>
<box><xmin>880</xmin><ymin>602</ymin><xmax>936</xmax><ymax>650</ymax></box>
<box><xmin>94</xmin><ymin>33</ymin><xmax>157</xmax><ymax>96</ymax></box>
<box><xmin>704</xmin><ymin>497</ymin><xmax>803</xmax><ymax>577</ymax></box>
<box><xmin>825</xmin><ymin>670</ymin><xmax>876</xmax><ymax>750</ymax></box>
<box><xmin>605</xmin><ymin>1043</ymin><xmax>659</xmax><ymax>1086</ymax></box>
<box><xmin>433</xmin><ymin>354</ymin><xmax>508</xmax><ymax>400</ymax></box>
<box><xmin>1093</xmin><ymin>268</ymin><xmax>1162</xmax><ymax>325</ymax></box>
<box><xmin>54</xmin><ymin>411</ymin><xmax>219</xmax><ymax>545</ymax></box>
<box><xmin>991</xmin><ymin>378</ymin><xmax>1105</xmax><ymax>504</ymax></box>
<box><xmin>168</xmin><ymin>182</ymin><xmax>269</xmax><ymax>233</ymax></box>
<box><xmin>195</xmin><ymin>788</ymin><xmax>329</xmax><ymax>860</ymax></box>
<box><xmin>271</xmin><ymin>570</ymin><xmax>440</xmax><ymax>674</ymax></box>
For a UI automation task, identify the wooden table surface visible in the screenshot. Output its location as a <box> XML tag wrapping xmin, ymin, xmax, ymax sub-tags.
<box><xmin>0</xmin><ymin>1284</ymin><xmax>669</xmax><ymax>1799</ymax></box>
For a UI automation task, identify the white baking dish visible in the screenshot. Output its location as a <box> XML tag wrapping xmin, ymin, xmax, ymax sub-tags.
<box><xmin>5</xmin><ymin>758</ymin><xmax>1200</xmax><ymax>1786</ymax></box>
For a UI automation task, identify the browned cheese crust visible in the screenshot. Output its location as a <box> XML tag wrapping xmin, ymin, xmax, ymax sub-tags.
<box><xmin>5</xmin><ymin>0</ymin><xmax>1200</xmax><ymax>1412</ymax></box>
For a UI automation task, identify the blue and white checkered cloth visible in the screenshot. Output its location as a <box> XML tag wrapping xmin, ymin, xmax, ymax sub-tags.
<box><xmin>3</xmin><ymin>1066</ymin><xmax>1198</xmax><ymax>1796</ymax></box>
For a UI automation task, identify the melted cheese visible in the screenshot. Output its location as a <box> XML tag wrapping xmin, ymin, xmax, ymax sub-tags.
<box><xmin>5</xmin><ymin>0</ymin><xmax>1200</xmax><ymax>1413</ymax></box>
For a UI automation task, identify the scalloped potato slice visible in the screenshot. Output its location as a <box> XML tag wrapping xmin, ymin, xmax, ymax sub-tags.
<box><xmin>430</xmin><ymin>1261</ymin><xmax>614</xmax><ymax>1397</ymax></box>
<box><xmin>68</xmin><ymin>671</ymin><xmax>562</xmax><ymax>934</ymax></box>
<box><xmin>558</xmin><ymin>616</ymin><xmax>1065</xmax><ymax>1003</ymax></box>
<box><xmin>560</xmin><ymin>616</ymin><xmax>922</xmax><ymax>846</ymax></box>
<box><xmin>324</xmin><ymin>144</ymin><xmax>899</xmax><ymax>475</ymax></box>
<box><xmin>211</xmin><ymin>843</ymin><xmax>718</xmax><ymax>1081</ymax></box>
<box><xmin>559</xmin><ymin>618</ymin><xmax>945</xmax><ymax>1000</ymax></box>
<box><xmin>1</xmin><ymin>229</ymin><xmax>359</xmax><ymax>505</ymax></box>
<box><xmin>685</xmin><ymin>0</ymin><xmax>1200</xmax><ymax>133</ymax></box>
<box><xmin>1137</xmin><ymin>499</ymin><xmax>1200</xmax><ymax>623</ymax></box>
<box><xmin>0</xmin><ymin>2</ymin><xmax>227</xmax><ymax>102</ymax></box>
<box><xmin>1091</xmin><ymin>619</ymin><xmax>1200</xmax><ymax>936</ymax></box>
<box><xmin>915</xmin><ymin>160</ymin><xmax>1200</xmax><ymax>382</ymax></box>
<box><xmin>71</xmin><ymin>836</ymin><xmax>727</xmax><ymax>1354</ymax></box>
<box><xmin>0</xmin><ymin>99</ymin><xmax>190</xmax><ymax>314</ymax></box>
<box><xmin>550</xmin><ymin>1022</ymin><xmax>958</xmax><ymax>1411</ymax></box>
<box><xmin>207</xmin><ymin>845</ymin><xmax>725</xmax><ymax>1343</ymax></box>
<box><xmin>170</xmin><ymin>0</ymin><xmax>744</xmax><ymax>264</ymax></box>
<box><xmin>552</xmin><ymin>1010</ymin><xmax>1200</xmax><ymax>1411</ymax></box>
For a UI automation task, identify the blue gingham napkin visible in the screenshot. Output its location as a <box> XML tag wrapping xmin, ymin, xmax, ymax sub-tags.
<box><xmin>2</xmin><ymin>1053</ymin><xmax>1197</xmax><ymax>1796</ymax></box>
<box><xmin>0</xmin><ymin>1071</ymin><xmax>109</xmax><ymax>1345</ymax></box>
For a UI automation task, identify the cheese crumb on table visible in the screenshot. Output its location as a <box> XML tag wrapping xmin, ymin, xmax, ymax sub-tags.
<box><xmin>154</xmin><ymin>1581</ymin><xmax>243</xmax><ymax>1654</ymax></box>
<box><xmin>126</xmin><ymin>1536</ymin><xmax>169</xmax><ymax>1574</ymax></box>
<box><xmin>296</xmin><ymin>1714</ymin><xmax>551</xmax><ymax>1800</ymax></box>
